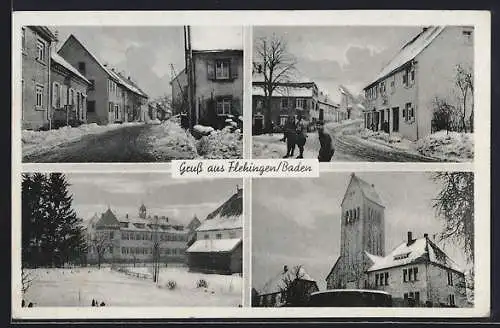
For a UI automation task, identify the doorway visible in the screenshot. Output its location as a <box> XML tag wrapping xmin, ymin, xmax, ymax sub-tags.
<box><xmin>392</xmin><ymin>107</ymin><xmax>399</xmax><ymax>132</ymax></box>
<box><xmin>253</xmin><ymin>115</ymin><xmax>264</xmax><ymax>134</ymax></box>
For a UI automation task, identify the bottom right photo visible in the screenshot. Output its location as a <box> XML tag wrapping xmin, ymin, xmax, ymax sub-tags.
<box><xmin>251</xmin><ymin>171</ymin><xmax>474</xmax><ymax>308</ymax></box>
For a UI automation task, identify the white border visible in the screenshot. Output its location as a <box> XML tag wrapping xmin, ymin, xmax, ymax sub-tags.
<box><xmin>12</xmin><ymin>10</ymin><xmax>490</xmax><ymax>319</ymax></box>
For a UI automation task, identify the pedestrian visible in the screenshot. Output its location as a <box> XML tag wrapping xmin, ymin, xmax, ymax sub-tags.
<box><xmin>27</xmin><ymin>302</ymin><xmax>33</xmax><ymax>308</ymax></box>
<box><xmin>317</xmin><ymin>121</ymin><xmax>335</xmax><ymax>162</ymax></box>
<box><xmin>295</xmin><ymin>115</ymin><xmax>307</xmax><ymax>159</ymax></box>
<box><xmin>281</xmin><ymin>116</ymin><xmax>297</xmax><ymax>158</ymax></box>
<box><xmin>100</xmin><ymin>302</ymin><xmax>106</xmax><ymax>307</ymax></box>
<box><xmin>92</xmin><ymin>299</ymin><xmax>96</xmax><ymax>307</ymax></box>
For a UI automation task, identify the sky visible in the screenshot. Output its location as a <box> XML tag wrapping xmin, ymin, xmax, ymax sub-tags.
<box><xmin>52</xmin><ymin>26</ymin><xmax>243</xmax><ymax>100</ymax></box>
<box><xmin>252</xmin><ymin>172</ymin><xmax>470</xmax><ymax>291</ymax></box>
<box><xmin>253</xmin><ymin>26</ymin><xmax>423</xmax><ymax>103</ymax></box>
<box><xmin>65</xmin><ymin>173</ymin><xmax>242</xmax><ymax>226</ymax></box>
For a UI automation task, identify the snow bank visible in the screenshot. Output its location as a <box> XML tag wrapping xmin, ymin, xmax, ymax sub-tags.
<box><xmin>417</xmin><ymin>131</ymin><xmax>474</xmax><ymax>162</ymax></box>
<box><xmin>192</xmin><ymin>125</ymin><xmax>215</xmax><ymax>139</ymax></box>
<box><xmin>146</xmin><ymin>120</ymin><xmax>198</xmax><ymax>160</ymax></box>
<box><xmin>196</xmin><ymin>126</ymin><xmax>242</xmax><ymax>159</ymax></box>
<box><xmin>360</xmin><ymin>129</ymin><xmax>402</xmax><ymax>144</ymax></box>
<box><xmin>22</xmin><ymin>122</ymin><xmax>142</xmax><ymax>156</ymax></box>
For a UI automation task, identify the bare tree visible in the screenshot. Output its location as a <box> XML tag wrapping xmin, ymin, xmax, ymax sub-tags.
<box><xmin>90</xmin><ymin>232</ymin><xmax>112</xmax><ymax>269</ymax></box>
<box><xmin>455</xmin><ymin>64</ymin><xmax>474</xmax><ymax>133</ymax></box>
<box><xmin>278</xmin><ymin>264</ymin><xmax>315</xmax><ymax>307</ymax></box>
<box><xmin>21</xmin><ymin>267</ymin><xmax>33</xmax><ymax>295</ymax></box>
<box><xmin>255</xmin><ymin>35</ymin><xmax>297</xmax><ymax>130</ymax></box>
<box><xmin>431</xmin><ymin>172</ymin><xmax>474</xmax><ymax>263</ymax></box>
<box><xmin>431</xmin><ymin>96</ymin><xmax>458</xmax><ymax>134</ymax></box>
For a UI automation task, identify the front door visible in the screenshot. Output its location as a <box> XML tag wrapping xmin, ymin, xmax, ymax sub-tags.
<box><xmin>108</xmin><ymin>102</ymin><xmax>114</xmax><ymax>123</ymax></box>
<box><xmin>392</xmin><ymin>107</ymin><xmax>399</xmax><ymax>132</ymax></box>
<box><xmin>386</xmin><ymin>109</ymin><xmax>391</xmax><ymax>133</ymax></box>
<box><xmin>254</xmin><ymin>116</ymin><xmax>263</xmax><ymax>134</ymax></box>
<box><xmin>379</xmin><ymin>110</ymin><xmax>384</xmax><ymax>131</ymax></box>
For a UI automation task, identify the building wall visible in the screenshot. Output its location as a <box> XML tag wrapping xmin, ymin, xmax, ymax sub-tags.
<box><xmin>196</xmin><ymin>228</ymin><xmax>242</xmax><ymax>240</ymax></box>
<box><xmin>193</xmin><ymin>51</ymin><xmax>243</xmax><ymax>126</ymax></box>
<box><xmin>22</xmin><ymin>27</ymin><xmax>52</xmax><ymax>130</ymax></box>
<box><xmin>416</xmin><ymin>26</ymin><xmax>474</xmax><ymax>139</ymax></box>
<box><xmin>58</xmin><ymin>38</ymin><xmax>109</xmax><ymax>124</ymax></box>
<box><xmin>426</xmin><ymin>263</ymin><xmax>468</xmax><ymax>307</ymax></box>
<box><xmin>50</xmin><ymin>65</ymin><xmax>89</xmax><ymax>125</ymax></box>
<box><xmin>252</xmin><ymin>95</ymin><xmax>315</xmax><ymax>129</ymax></box>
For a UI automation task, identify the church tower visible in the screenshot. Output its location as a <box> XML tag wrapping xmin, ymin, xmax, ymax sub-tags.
<box><xmin>326</xmin><ymin>173</ymin><xmax>385</xmax><ymax>289</ymax></box>
<box><xmin>139</xmin><ymin>203</ymin><xmax>147</xmax><ymax>219</ymax></box>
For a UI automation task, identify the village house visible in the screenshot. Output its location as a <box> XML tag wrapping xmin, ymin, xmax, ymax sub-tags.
<box><xmin>326</xmin><ymin>173</ymin><xmax>467</xmax><ymax>307</ymax></box>
<box><xmin>58</xmin><ymin>34</ymin><xmax>149</xmax><ymax>125</ymax></box>
<box><xmin>186</xmin><ymin>187</ymin><xmax>243</xmax><ymax>275</ymax></box>
<box><xmin>86</xmin><ymin>204</ymin><xmax>199</xmax><ymax>265</ymax></box>
<box><xmin>21</xmin><ymin>26</ymin><xmax>57</xmax><ymax>130</ymax></box>
<box><xmin>50</xmin><ymin>51</ymin><xmax>92</xmax><ymax>128</ymax></box>
<box><xmin>317</xmin><ymin>91</ymin><xmax>345</xmax><ymax>123</ymax></box>
<box><xmin>255</xmin><ymin>265</ymin><xmax>319</xmax><ymax>307</ymax></box>
<box><xmin>339</xmin><ymin>85</ymin><xmax>365</xmax><ymax>121</ymax></box>
<box><xmin>362</xmin><ymin>26</ymin><xmax>474</xmax><ymax>141</ymax></box>
<box><xmin>171</xmin><ymin>49</ymin><xmax>243</xmax><ymax>129</ymax></box>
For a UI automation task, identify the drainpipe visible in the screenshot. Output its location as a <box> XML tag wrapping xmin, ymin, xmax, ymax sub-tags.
<box><xmin>414</xmin><ymin>60</ymin><xmax>419</xmax><ymax>140</ymax></box>
<box><xmin>47</xmin><ymin>40</ymin><xmax>53</xmax><ymax>130</ymax></box>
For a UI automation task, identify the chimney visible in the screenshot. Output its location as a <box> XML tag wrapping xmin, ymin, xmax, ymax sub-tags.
<box><xmin>371</xmin><ymin>184</ymin><xmax>375</xmax><ymax>188</ymax></box>
<box><xmin>125</xmin><ymin>213</ymin><xmax>129</xmax><ymax>219</ymax></box>
<box><xmin>407</xmin><ymin>231</ymin><xmax>413</xmax><ymax>245</ymax></box>
<box><xmin>104</xmin><ymin>63</ymin><xmax>108</xmax><ymax>67</ymax></box>
<box><xmin>128</xmin><ymin>76</ymin><xmax>131</xmax><ymax>81</ymax></box>
<box><xmin>422</xmin><ymin>27</ymin><xmax>429</xmax><ymax>33</ymax></box>
<box><xmin>283</xmin><ymin>265</ymin><xmax>288</xmax><ymax>273</ymax></box>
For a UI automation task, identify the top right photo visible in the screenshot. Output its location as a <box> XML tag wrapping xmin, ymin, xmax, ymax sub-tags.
<box><xmin>252</xmin><ymin>26</ymin><xmax>474</xmax><ymax>162</ymax></box>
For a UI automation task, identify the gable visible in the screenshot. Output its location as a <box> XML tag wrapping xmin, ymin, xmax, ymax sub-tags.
<box><xmin>58</xmin><ymin>35</ymin><xmax>109</xmax><ymax>78</ymax></box>
<box><xmin>340</xmin><ymin>174</ymin><xmax>363</xmax><ymax>208</ymax></box>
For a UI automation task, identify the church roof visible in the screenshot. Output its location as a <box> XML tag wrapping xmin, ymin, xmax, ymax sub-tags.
<box><xmin>366</xmin><ymin>235</ymin><xmax>463</xmax><ymax>273</ymax></box>
<box><xmin>341</xmin><ymin>173</ymin><xmax>384</xmax><ymax>207</ymax></box>
<box><xmin>259</xmin><ymin>265</ymin><xmax>316</xmax><ymax>295</ymax></box>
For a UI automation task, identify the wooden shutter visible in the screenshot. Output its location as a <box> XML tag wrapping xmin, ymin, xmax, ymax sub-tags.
<box><xmin>58</xmin><ymin>84</ymin><xmax>64</xmax><ymax>108</ymax></box>
<box><xmin>230</xmin><ymin>58</ymin><xmax>238</xmax><ymax>79</ymax></box>
<box><xmin>61</xmin><ymin>85</ymin><xmax>68</xmax><ymax>106</ymax></box>
<box><xmin>207</xmin><ymin>61</ymin><xmax>215</xmax><ymax>80</ymax></box>
<box><xmin>52</xmin><ymin>82</ymin><xmax>58</xmax><ymax>108</ymax></box>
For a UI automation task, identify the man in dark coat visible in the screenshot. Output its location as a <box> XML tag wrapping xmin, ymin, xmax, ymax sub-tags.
<box><xmin>317</xmin><ymin>122</ymin><xmax>335</xmax><ymax>162</ymax></box>
<box><xmin>295</xmin><ymin>115</ymin><xmax>307</xmax><ymax>159</ymax></box>
<box><xmin>281</xmin><ymin>116</ymin><xmax>297</xmax><ymax>158</ymax></box>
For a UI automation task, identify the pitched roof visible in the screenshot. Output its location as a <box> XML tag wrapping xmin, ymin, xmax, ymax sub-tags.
<box><xmin>58</xmin><ymin>34</ymin><xmax>148</xmax><ymax>98</ymax></box>
<box><xmin>51</xmin><ymin>52</ymin><xmax>91</xmax><ymax>85</ymax></box>
<box><xmin>259</xmin><ymin>266</ymin><xmax>316</xmax><ymax>295</ymax></box>
<box><xmin>341</xmin><ymin>173</ymin><xmax>384</xmax><ymax>207</ymax></box>
<box><xmin>365</xmin><ymin>26</ymin><xmax>446</xmax><ymax>89</ymax></box>
<box><xmin>366</xmin><ymin>236</ymin><xmax>463</xmax><ymax>273</ymax></box>
<box><xmin>186</xmin><ymin>238</ymin><xmax>241</xmax><ymax>253</ymax></box>
<box><xmin>197</xmin><ymin>187</ymin><xmax>243</xmax><ymax>232</ymax></box>
<box><xmin>96</xmin><ymin>208</ymin><xmax>120</xmax><ymax>228</ymax></box>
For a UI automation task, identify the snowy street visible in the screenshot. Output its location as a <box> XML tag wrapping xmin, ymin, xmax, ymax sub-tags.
<box><xmin>253</xmin><ymin>121</ymin><xmax>441</xmax><ymax>162</ymax></box>
<box><xmin>24</xmin><ymin>267</ymin><xmax>242</xmax><ymax>307</ymax></box>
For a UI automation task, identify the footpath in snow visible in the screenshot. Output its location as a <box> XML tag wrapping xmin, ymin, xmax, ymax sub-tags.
<box><xmin>24</xmin><ymin>267</ymin><xmax>242</xmax><ymax>307</ymax></box>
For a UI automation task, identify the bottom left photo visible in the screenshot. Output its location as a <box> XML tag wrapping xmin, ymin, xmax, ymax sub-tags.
<box><xmin>19</xmin><ymin>172</ymin><xmax>243</xmax><ymax>307</ymax></box>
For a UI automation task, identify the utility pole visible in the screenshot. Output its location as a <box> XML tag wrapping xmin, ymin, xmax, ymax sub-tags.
<box><xmin>184</xmin><ymin>25</ymin><xmax>195</xmax><ymax>128</ymax></box>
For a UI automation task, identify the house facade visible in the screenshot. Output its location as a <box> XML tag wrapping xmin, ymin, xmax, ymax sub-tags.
<box><xmin>58</xmin><ymin>34</ymin><xmax>148</xmax><ymax>125</ymax></box>
<box><xmin>325</xmin><ymin>173</ymin><xmax>468</xmax><ymax>307</ymax></box>
<box><xmin>318</xmin><ymin>91</ymin><xmax>345</xmax><ymax>123</ymax></box>
<box><xmin>186</xmin><ymin>187</ymin><xmax>243</xmax><ymax>274</ymax></box>
<box><xmin>50</xmin><ymin>52</ymin><xmax>92</xmax><ymax>128</ymax></box>
<box><xmin>86</xmin><ymin>204</ymin><xmax>196</xmax><ymax>265</ymax></box>
<box><xmin>255</xmin><ymin>265</ymin><xmax>319</xmax><ymax>307</ymax></box>
<box><xmin>171</xmin><ymin>50</ymin><xmax>243</xmax><ymax>129</ymax></box>
<box><xmin>362</xmin><ymin>26</ymin><xmax>474</xmax><ymax>141</ymax></box>
<box><xmin>21</xmin><ymin>26</ymin><xmax>57</xmax><ymax>130</ymax></box>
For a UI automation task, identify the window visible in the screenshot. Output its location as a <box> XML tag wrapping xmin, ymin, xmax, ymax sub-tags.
<box><xmin>449</xmin><ymin>294</ymin><xmax>455</xmax><ymax>306</ymax></box>
<box><xmin>52</xmin><ymin>82</ymin><xmax>60</xmax><ymax>108</ymax></box>
<box><xmin>256</xmin><ymin>99</ymin><xmax>263</xmax><ymax>109</ymax></box>
<box><xmin>36</xmin><ymin>39</ymin><xmax>46</xmax><ymax>62</ymax></box>
<box><xmin>108</xmin><ymin>102</ymin><xmax>113</xmax><ymax>113</ymax></box>
<box><xmin>78</xmin><ymin>62</ymin><xmax>86</xmax><ymax>75</ymax></box>
<box><xmin>109</xmin><ymin>231</ymin><xmax>114</xmax><ymax>239</ymax></box>
<box><xmin>413</xmin><ymin>267</ymin><xmax>418</xmax><ymax>281</ymax></box>
<box><xmin>280</xmin><ymin>115</ymin><xmax>287</xmax><ymax>126</ymax></box>
<box><xmin>462</xmin><ymin>30</ymin><xmax>473</xmax><ymax>44</ymax></box>
<box><xmin>215</xmin><ymin>60</ymin><xmax>230</xmax><ymax>79</ymax></box>
<box><xmin>447</xmin><ymin>271</ymin><xmax>454</xmax><ymax>286</ymax></box>
<box><xmin>296</xmin><ymin>98</ymin><xmax>305</xmax><ymax>109</ymax></box>
<box><xmin>89</xmin><ymin>79</ymin><xmax>95</xmax><ymax>91</ymax></box>
<box><xmin>87</xmin><ymin>100</ymin><xmax>95</xmax><ymax>113</ymax></box>
<box><xmin>216</xmin><ymin>233</ymin><xmax>222</xmax><ymax>239</ymax></box>
<box><xmin>379</xmin><ymin>273</ymin><xmax>384</xmax><ymax>286</ymax></box>
<box><xmin>404</xmin><ymin>102</ymin><xmax>415</xmax><ymax>123</ymax></box>
<box><xmin>204</xmin><ymin>234</ymin><xmax>209</xmax><ymax>239</ymax></box>
<box><xmin>384</xmin><ymin>272</ymin><xmax>389</xmax><ymax>285</ymax></box>
<box><xmin>22</xmin><ymin>28</ymin><xmax>26</xmax><ymax>52</ymax></box>
<box><xmin>280</xmin><ymin>98</ymin><xmax>289</xmax><ymax>109</ymax></box>
<box><xmin>408</xmin><ymin>268</ymin><xmax>413</xmax><ymax>281</ymax></box>
<box><xmin>216</xmin><ymin>98</ymin><xmax>231</xmax><ymax>115</ymax></box>
<box><xmin>35</xmin><ymin>84</ymin><xmax>44</xmax><ymax>108</ymax></box>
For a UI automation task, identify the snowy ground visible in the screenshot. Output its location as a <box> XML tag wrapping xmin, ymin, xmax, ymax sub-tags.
<box><xmin>416</xmin><ymin>131</ymin><xmax>474</xmax><ymax>162</ymax></box>
<box><xmin>24</xmin><ymin>267</ymin><xmax>242</xmax><ymax>307</ymax></box>
<box><xmin>22</xmin><ymin>122</ymin><xmax>143</xmax><ymax>157</ymax></box>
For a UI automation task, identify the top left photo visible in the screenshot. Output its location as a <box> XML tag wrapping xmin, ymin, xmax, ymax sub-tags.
<box><xmin>19</xmin><ymin>26</ymin><xmax>244</xmax><ymax>163</ymax></box>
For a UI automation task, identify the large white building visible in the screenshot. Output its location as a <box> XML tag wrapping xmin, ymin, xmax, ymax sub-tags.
<box><xmin>326</xmin><ymin>173</ymin><xmax>468</xmax><ymax>307</ymax></box>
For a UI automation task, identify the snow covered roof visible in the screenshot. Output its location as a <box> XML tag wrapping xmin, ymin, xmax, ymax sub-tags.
<box><xmin>58</xmin><ymin>35</ymin><xmax>148</xmax><ymax>98</ymax></box>
<box><xmin>186</xmin><ymin>238</ymin><xmax>241</xmax><ymax>253</ymax></box>
<box><xmin>342</xmin><ymin>173</ymin><xmax>384</xmax><ymax>207</ymax></box>
<box><xmin>366</xmin><ymin>236</ymin><xmax>463</xmax><ymax>273</ymax></box>
<box><xmin>259</xmin><ymin>266</ymin><xmax>317</xmax><ymax>295</ymax></box>
<box><xmin>365</xmin><ymin>26</ymin><xmax>445</xmax><ymax>88</ymax></box>
<box><xmin>197</xmin><ymin>187</ymin><xmax>243</xmax><ymax>232</ymax></box>
<box><xmin>252</xmin><ymin>84</ymin><xmax>314</xmax><ymax>98</ymax></box>
<box><xmin>51</xmin><ymin>52</ymin><xmax>91</xmax><ymax>84</ymax></box>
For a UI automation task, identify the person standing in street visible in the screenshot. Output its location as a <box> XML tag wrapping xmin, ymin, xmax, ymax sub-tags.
<box><xmin>317</xmin><ymin>121</ymin><xmax>335</xmax><ymax>162</ymax></box>
<box><xmin>295</xmin><ymin>115</ymin><xmax>307</xmax><ymax>159</ymax></box>
<box><xmin>281</xmin><ymin>115</ymin><xmax>297</xmax><ymax>158</ymax></box>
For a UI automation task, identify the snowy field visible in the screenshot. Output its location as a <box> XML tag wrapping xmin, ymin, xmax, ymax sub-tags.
<box><xmin>24</xmin><ymin>267</ymin><xmax>242</xmax><ymax>307</ymax></box>
<box><xmin>22</xmin><ymin>122</ymin><xmax>143</xmax><ymax>157</ymax></box>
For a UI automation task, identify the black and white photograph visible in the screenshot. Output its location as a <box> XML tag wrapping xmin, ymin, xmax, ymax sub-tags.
<box><xmin>252</xmin><ymin>172</ymin><xmax>474</xmax><ymax>307</ymax></box>
<box><xmin>20</xmin><ymin>173</ymin><xmax>243</xmax><ymax>307</ymax></box>
<box><xmin>252</xmin><ymin>26</ymin><xmax>474</xmax><ymax>162</ymax></box>
<box><xmin>21</xmin><ymin>26</ymin><xmax>243</xmax><ymax>162</ymax></box>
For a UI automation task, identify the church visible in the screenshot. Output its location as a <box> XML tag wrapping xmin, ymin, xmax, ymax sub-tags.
<box><xmin>326</xmin><ymin>173</ymin><xmax>468</xmax><ymax>307</ymax></box>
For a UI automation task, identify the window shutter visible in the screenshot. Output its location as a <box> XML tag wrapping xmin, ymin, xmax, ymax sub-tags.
<box><xmin>52</xmin><ymin>82</ymin><xmax>58</xmax><ymax>108</ymax></box>
<box><xmin>230</xmin><ymin>58</ymin><xmax>238</xmax><ymax>79</ymax></box>
<box><xmin>207</xmin><ymin>61</ymin><xmax>215</xmax><ymax>80</ymax></box>
<box><xmin>58</xmin><ymin>84</ymin><xmax>64</xmax><ymax>108</ymax></box>
<box><xmin>62</xmin><ymin>85</ymin><xmax>68</xmax><ymax>106</ymax></box>
<box><xmin>72</xmin><ymin>89</ymin><xmax>77</xmax><ymax>106</ymax></box>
